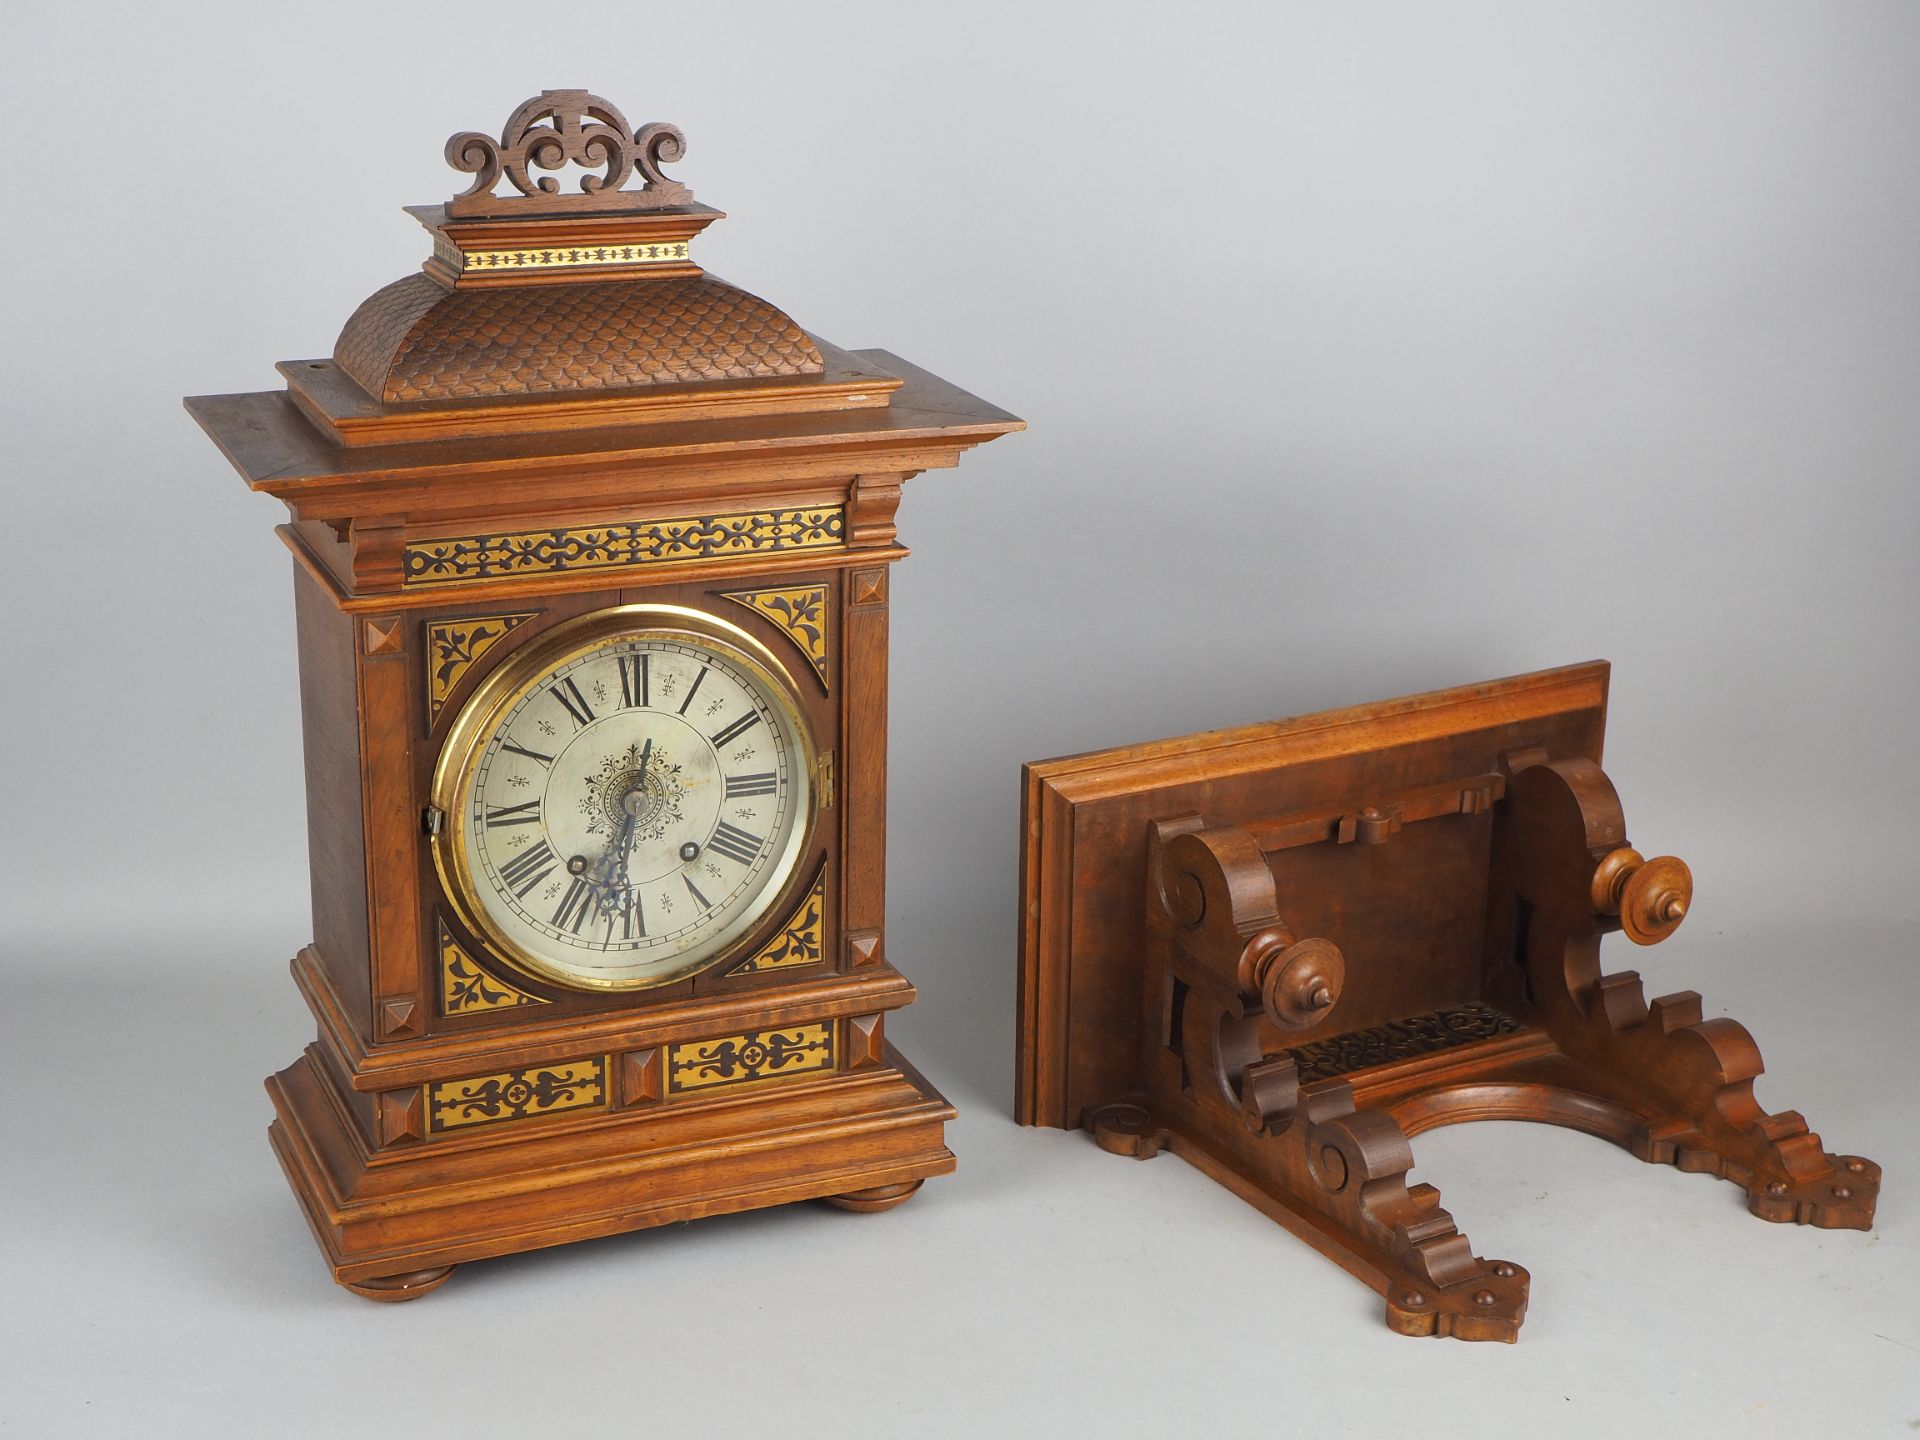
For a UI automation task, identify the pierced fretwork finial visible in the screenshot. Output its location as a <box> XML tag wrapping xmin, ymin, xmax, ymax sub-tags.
<box><xmin>444</xmin><ymin>89</ymin><xmax>691</xmax><ymax>218</ymax></box>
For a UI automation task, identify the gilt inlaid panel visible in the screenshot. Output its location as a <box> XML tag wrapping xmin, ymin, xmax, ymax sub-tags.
<box><xmin>403</xmin><ymin>507</ymin><xmax>845</xmax><ymax>586</ymax></box>
<box><xmin>665</xmin><ymin>1024</ymin><xmax>835</xmax><ymax>1095</ymax></box>
<box><xmin>427</xmin><ymin>612</ymin><xmax>536</xmax><ymax>720</ymax></box>
<box><xmin>719</xmin><ymin>584</ymin><xmax>830</xmax><ymax>687</ymax></box>
<box><xmin>724</xmin><ymin>868</ymin><xmax>827</xmax><ymax>976</ymax></box>
<box><xmin>426</xmin><ymin>1059</ymin><xmax>606</xmax><ymax>1134</ymax></box>
<box><xmin>438</xmin><ymin>924</ymin><xmax>548</xmax><ymax>1016</ymax></box>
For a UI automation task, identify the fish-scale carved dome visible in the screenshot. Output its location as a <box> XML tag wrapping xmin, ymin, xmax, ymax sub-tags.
<box><xmin>333</xmin><ymin>271</ymin><xmax>824</xmax><ymax>407</ymax></box>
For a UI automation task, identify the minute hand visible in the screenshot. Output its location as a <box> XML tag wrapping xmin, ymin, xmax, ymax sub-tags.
<box><xmin>613</xmin><ymin>738</ymin><xmax>653</xmax><ymax>877</ymax></box>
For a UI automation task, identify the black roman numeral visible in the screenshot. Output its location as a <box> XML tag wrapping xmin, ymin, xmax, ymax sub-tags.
<box><xmin>499</xmin><ymin>841</ymin><xmax>558</xmax><ymax>900</ymax></box>
<box><xmin>501</xmin><ymin>740</ymin><xmax>555</xmax><ymax>766</ymax></box>
<box><xmin>484</xmin><ymin>799</ymin><xmax>541</xmax><ymax>828</ymax></box>
<box><xmin>551</xmin><ymin>676</ymin><xmax>595</xmax><ymax>729</ymax></box>
<box><xmin>707</xmin><ymin>820</ymin><xmax>764</xmax><ymax>866</ymax></box>
<box><xmin>724</xmin><ymin>772</ymin><xmax>778</xmax><ymax>798</ymax></box>
<box><xmin>677</xmin><ymin>666</ymin><xmax>708</xmax><ymax>715</ymax></box>
<box><xmin>682</xmin><ymin>874</ymin><xmax>714</xmax><ymax>909</ymax></box>
<box><xmin>709</xmin><ymin>711</ymin><xmax>762</xmax><ymax>748</ymax></box>
<box><xmin>551</xmin><ymin>877</ymin><xmax>597</xmax><ymax>933</ymax></box>
<box><xmin>622</xmin><ymin>892</ymin><xmax>645</xmax><ymax>940</ymax></box>
<box><xmin>618</xmin><ymin>652</ymin><xmax>649</xmax><ymax>708</ymax></box>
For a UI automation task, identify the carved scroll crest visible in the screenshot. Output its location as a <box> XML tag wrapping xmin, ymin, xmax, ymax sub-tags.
<box><xmin>445</xmin><ymin>89</ymin><xmax>692</xmax><ymax>217</ymax></box>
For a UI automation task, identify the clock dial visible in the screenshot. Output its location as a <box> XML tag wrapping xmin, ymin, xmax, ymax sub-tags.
<box><xmin>434</xmin><ymin>607</ymin><xmax>815</xmax><ymax>991</ymax></box>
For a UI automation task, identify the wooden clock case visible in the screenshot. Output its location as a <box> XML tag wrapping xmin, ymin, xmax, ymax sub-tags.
<box><xmin>1017</xmin><ymin>662</ymin><xmax>1879</xmax><ymax>1341</ymax></box>
<box><xmin>185</xmin><ymin>91</ymin><xmax>1021</xmax><ymax>1299</ymax></box>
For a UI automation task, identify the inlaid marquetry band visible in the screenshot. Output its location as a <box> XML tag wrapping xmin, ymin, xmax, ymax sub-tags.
<box><xmin>433</xmin><ymin>233</ymin><xmax>692</xmax><ymax>275</ymax></box>
<box><xmin>426</xmin><ymin>1057</ymin><xmax>606</xmax><ymax>1134</ymax></box>
<box><xmin>665</xmin><ymin>1022</ymin><xmax>835</xmax><ymax>1095</ymax></box>
<box><xmin>403</xmin><ymin>507</ymin><xmax>846</xmax><ymax>587</ymax></box>
<box><xmin>419</xmin><ymin>1019</ymin><xmax>837</xmax><ymax>1134</ymax></box>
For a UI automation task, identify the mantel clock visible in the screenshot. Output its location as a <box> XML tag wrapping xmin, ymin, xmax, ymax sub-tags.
<box><xmin>187</xmin><ymin>90</ymin><xmax>1021</xmax><ymax>1299</ymax></box>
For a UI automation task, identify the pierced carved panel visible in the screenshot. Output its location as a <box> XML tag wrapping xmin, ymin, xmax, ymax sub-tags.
<box><xmin>1282</xmin><ymin>1004</ymin><xmax>1523</xmax><ymax>1082</ymax></box>
<box><xmin>438</xmin><ymin>924</ymin><xmax>548</xmax><ymax>1015</ymax></box>
<box><xmin>427</xmin><ymin>613</ymin><xmax>536</xmax><ymax>721</ymax></box>
<box><xmin>426</xmin><ymin>1059</ymin><xmax>607</xmax><ymax>1134</ymax></box>
<box><xmin>403</xmin><ymin>507</ymin><xmax>845</xmax><ymax>587</ymax></box>
<box><xmin>665</xmin><ymin>1024</ymin><xmax>835</xmax><ymax>1095</ymax></box>
<box><xmin>720</xmin><ymin>584</ymin><xmax>829</xmax><ymax>687</ymax></box>
<box><xmin>724</xmin><ymin>868</ymin><xmax>827</xmax><ymax>976</ymax></box>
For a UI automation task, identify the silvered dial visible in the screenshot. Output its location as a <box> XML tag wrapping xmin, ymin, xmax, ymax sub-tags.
<box><xmin>437</xmin><ymin>610</ymin><xmax>814</xmax><ymax>990</ymax></box>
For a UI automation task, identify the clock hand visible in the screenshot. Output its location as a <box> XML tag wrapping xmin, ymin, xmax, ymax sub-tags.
<box><xmin>601</xmin><ymin>736</ymin><xmax>655</xmax><ymax>918</ymax></box>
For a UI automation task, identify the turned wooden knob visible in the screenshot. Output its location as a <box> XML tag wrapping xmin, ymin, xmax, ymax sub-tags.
<box><xmin>1237</xmin><ymin>931</ymin><xmax>1344</xmax><ymax>1029</ymax></box>
<box><xmin>1589</xmin><ymin>847</ymin><xmax>1644</xmax><ymax>914</ymax></box>
<box><xmin>1619</xmin><ymin>854</ymin><xmax>1691</xmax><ymax>945</ymax></box>
<box><xmin>1591</xmin><ymin>846</ymin><xmax>1691</xmax><ymax>945</ymax></box>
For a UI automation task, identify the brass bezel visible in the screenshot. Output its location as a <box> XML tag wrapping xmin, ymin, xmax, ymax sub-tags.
<box><xmin>430</xmin><ymin>603</ymin><xmax>819</xmax><ymax>993</ymax></box>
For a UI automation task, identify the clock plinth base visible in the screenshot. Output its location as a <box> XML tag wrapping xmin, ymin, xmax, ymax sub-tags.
<box><xmin>822</xmin><ymin>1179</ymin><xmax>925</xmax><ymax>1213</ymax></box>
<box><xmin>266</xmin><ymin>1032</ymin><xmax>954</xmax><ymax>1298</ymax></box>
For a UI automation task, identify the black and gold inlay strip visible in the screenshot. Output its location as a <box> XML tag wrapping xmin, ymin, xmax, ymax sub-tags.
<box><xmin>425</xmin><ymin>1058</ymin><xmax>606</xmax><ymax>1133</ymax></box>
<box><xmin>665</xmin><ymin>1023</ymin><xmax>835</xmax><ymax>1095</ymax></box>
<box><xmin>403</xmin><ymin>508</ymin><xmax>846</xmax><ymax>587</ymax></box>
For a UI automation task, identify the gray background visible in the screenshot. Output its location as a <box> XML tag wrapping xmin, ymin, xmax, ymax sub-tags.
<box><xmin>2</xmin><ymin>1</ymin><xmax>1915</xmax><ymax>1434</ymax></box>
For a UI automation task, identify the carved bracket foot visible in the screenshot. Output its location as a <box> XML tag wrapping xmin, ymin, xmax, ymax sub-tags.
<box><xmin>1385</xmin><ymin>1259</ymin><xmax>1530</xmax><ymax>1342</ymax></box>
<box><xmin>1091</xmin><ymin>1085</ymin><xmax>1531</xmax><ymax>1341</ymax></box>
<box><xmin>1744</xmin><ymin>1154</ymin><xmax>1881</xmax><ymax>1228</ymax></box>
<box><xmin>1641</xmin><ymin>1114</ymin><xmax>1882</xmax><ymax>1230</ymax></box>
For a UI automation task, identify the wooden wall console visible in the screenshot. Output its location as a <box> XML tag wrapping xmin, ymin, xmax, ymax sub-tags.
<box><xmin>1017</xmin><ymin>662</ymin><xmax>1879</xmax><ymax>1341</ymax></box>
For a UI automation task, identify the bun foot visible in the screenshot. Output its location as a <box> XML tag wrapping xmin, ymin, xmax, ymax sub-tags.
<box><xmin>823</xmin><ymin>1180</ymin><xmax>924</xmax><ymax>1213</ymax></box>
<box><xmin>1087</xmin><ymin>1098</ymin><xmax>1167</xmax><ymax>1159</ymax></box>
<box><xmin>338</xmin><ymin>1265</ymin><xmax>457</xmax><ymax>1302</ymax></box>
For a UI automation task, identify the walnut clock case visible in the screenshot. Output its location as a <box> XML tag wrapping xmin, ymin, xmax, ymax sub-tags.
<box><xmin>186</xmin><ymin>91</ymin><xmax>1022</xmax><ymax>1300</ymax></box>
